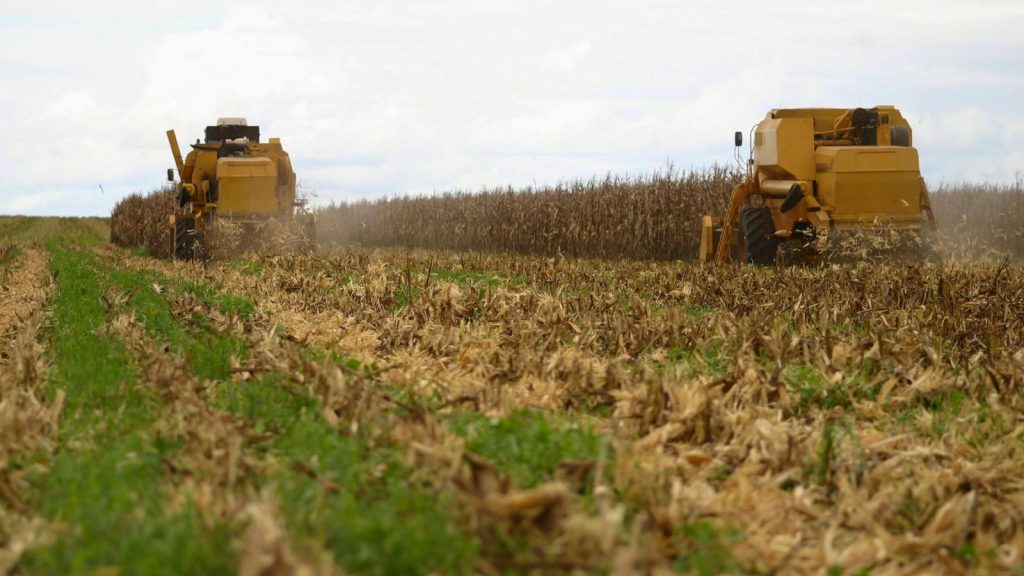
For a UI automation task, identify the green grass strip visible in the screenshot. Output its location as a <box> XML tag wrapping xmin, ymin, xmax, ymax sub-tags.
<box><xmin>99</xmin><ymin>251</ymin><xmax>479</xmax><ymax>575</ymax></box>
<box><xmin>0</xmin><ymin>216</ymin><xmax>41</xmax><ymax>241</ymax></box>
<box><xmin>447</xmin><ymin>410</ymin><xmax>604</xmax><ymax>489</ymax></box>
<box><xmin>218</xmin><ymin>374</ymin><xmax>479</xmax><ymax>575</ymax></box>
<box><xmin>21</xmin><ymin>242</ymin><xmax>235</xmax><ymax>575</ymax></box>
<box><xmin>99</xmin><ymin>264</ymin><xmax>250</xmax><ymax>382</ymax></box>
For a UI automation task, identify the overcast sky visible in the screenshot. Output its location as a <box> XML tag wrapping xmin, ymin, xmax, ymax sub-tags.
<box><xmin>2</xmin><ymin>0</ymin><xmax>1022</xmax><ymax>216</ymax></box>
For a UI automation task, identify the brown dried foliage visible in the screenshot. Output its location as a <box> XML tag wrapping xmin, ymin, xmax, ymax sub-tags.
<box><xmin>1</xmin><ymin>248</ymin><xmax>49</xmax><ymax>352</ymax></box>
<box><xmin>110</xmin><ymin>188</ymin><xmax>316</xmax><ymax>259</ymax></box>
<box><xmin>932</xmin><ymin>178</ymin><xmax>1024</xmax><ymax>260</ymax></box>
<box><xmin>112</xmin><ymin>169</ymin><xmax>1024</xmax><ymax>262</ymax></box>
<box><xmin>316</xmin><ymin>166</ymin><xmax>739</xmax><ymax>260</ymax></box>
<box><xmin>105</xmin><ymin>287</ymin><xmax>337</xmax><ymax>575</ymax></box>
<box><xmin>0</xmin><ymin>250</ymin><xmax>59</xmax><ymax>570</ymax></box>
<box><xmin>109</xmin><ymin>185</ymin><xmax>178</xmax><ymax>257</ymax></box>
<box><xmin>0</xmin><ymin>317</ymin><xmax>58</xmax><ymax>513</ymax></box>
<box><xmin>316</xmin><ymin>169</ymin><xmax>1024</xmax><ymax>261</ymax></box>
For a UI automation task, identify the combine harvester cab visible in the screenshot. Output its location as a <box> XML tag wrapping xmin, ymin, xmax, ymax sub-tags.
<box><xmin>700</xmin><ymin>106</ymin><xmax>938</xmax><ymax>265</ymax></box>
<box><xmin>166</xmin><ymin>118</ymin><xmax>314</xmax><ymax>260</ymax></box>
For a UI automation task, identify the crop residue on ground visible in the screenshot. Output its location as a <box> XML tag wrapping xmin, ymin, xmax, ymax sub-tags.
<box><xmin>1</xmin><ymin>215</ymin><xmax>1023</xmax><ymax>575</ymax></box>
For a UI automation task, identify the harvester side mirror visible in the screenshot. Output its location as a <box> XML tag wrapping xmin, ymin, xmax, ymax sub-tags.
<box><xmin>734</xmin><ymin>131</ymin><xmax>743</xmax><ymax>147</ymax></box>
<box><xmin>167</xmin><ymin>168</ymin><xmax>175</xmax><ymax>182</ymax></box>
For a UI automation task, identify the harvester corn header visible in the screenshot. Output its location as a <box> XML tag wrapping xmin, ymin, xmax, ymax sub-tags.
<box><xmin>700</xmin><ymin>106</ymin><xmax>937</xmax><ymax>265</ymax></box>
<box><xmin>166</xmin><ymin>118</ymin><xmax>314</xmax><ymax>260</ymax></box>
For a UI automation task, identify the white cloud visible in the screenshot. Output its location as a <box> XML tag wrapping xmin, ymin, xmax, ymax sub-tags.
<box><xmin>543</xmin><ymin>41</ymin><xmax>592</xmax><ymax>72</ymax></box>
<box><xmin>1</xmin><ymin>0</ymin><xmax>1023</xmax><ymax>215</ymax></box>
<box><xmin>916</xmin><ymin>108</ymin><xmax>998</xmax><ymax>152</ymax></box>
<box><xmin>10</xmin><ymin>189</ymin><xmax>79</xmax><ymax>213</ymax></box>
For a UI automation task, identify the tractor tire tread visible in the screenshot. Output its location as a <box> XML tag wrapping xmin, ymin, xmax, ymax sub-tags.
<box><xmin>174</xmin><ymin>216</ymin><xmax>202</xmax><ymax>260</ymax></box>
<box><xmin>740</xmin><ymin>207</ymin><xmax>780</xmax><ymax>265</ymax></box>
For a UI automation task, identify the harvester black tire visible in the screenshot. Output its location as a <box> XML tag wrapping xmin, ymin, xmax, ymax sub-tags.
<box><xmin>739</xmin><ymin>207</ymin><xmax>780</xmax><ymax>265</ymax></box>
<box><xmin>174</xmin><ymin>216</ymin><xmax>204</xmax><ymax>261</ymax></box>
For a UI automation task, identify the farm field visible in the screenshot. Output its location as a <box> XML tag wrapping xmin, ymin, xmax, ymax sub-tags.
<box><xmin>2</xmin><ymin>215</ymin><xmax>1024</xmax><ymax>575</ymax></box>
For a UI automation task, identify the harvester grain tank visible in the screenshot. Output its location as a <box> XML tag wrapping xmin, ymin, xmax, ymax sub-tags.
<box><xmin>166</xmin><ymin>118</ymin><xmax>313</xmax><ymax>259</ymax></box>
<box><xmin>700</xmin><ymin>106</ymin><xmax>937</xmax><ymax>264</ymax></box>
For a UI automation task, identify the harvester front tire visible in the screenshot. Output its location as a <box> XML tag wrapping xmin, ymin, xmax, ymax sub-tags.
<box><xmin>174</xmin><ymin>216</ymin><xmax>204</xmax><ymax>261</ymax></box>
<box><xmin>739</xmin><ymin>207</ymin><xmax>780</xmax><ymax>265</ymax></box>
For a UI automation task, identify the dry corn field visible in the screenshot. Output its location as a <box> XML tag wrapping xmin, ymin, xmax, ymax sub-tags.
<box><xmin>3</xmin><ymin>213</ymin><xmax>1024</xmax><ymax>575</ymax></box>
<box><xmin>110</xmin><ymin>187</ymin><xmax>316</xmax><ymax>259</ymax></box>
<box><xmin>110</xmin><ymin>168</ymin><xmax>1024</xmax><ymax>262</ymax></box>
<box><xmin>314</xmin><ymin>169</ymin><xmax>1024</xmax><ymax>262</ymax></box>
<box><xmin>109</xmin><ymin>185</ymin><xmax>180</xmax><ymax>258</ymax></box>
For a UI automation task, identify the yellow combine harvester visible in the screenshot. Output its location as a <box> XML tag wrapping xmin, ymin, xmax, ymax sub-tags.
<box><xmin>166</xmin><ymin>118</ymin><xmax>313</xmax><ymax>260</ymax></box>
<box><xmin>700</xmin><ymin>106</ymin><xmax>937</xmax><ymax>265</ymax></box>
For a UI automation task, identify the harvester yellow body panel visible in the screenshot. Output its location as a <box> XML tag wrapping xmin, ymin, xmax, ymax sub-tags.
<box><xmin>216</xmin><ymin>157</ymin><xmax>278</xmax><ymax>216</ymax></box>
<box><xmin>753</xmin><ymin>117</ymin><xmax>814</xmax><ymax>182</ymax></box>
<box><xmin>815</xmin><ymin>147</ymin><xmax>922</xmax><ymax>226</ymax></box>
<box><xmin>700</xmin><ymin>105</ymin><xmax>936</xmax><ymax>264</ymax></box>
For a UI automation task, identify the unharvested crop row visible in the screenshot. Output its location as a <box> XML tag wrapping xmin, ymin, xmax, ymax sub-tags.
<box><xmin>316</xmin><ymin>167</ymin><xmax>740</xmax><ymax>260</ymax></box>
<box><xmin>109</xmin><ymin>186</ymin><xmax>177</xmax><ymax>257</ymax></box>
<box><xmin>110</xmin><ymin>169</ymin><xmax>1024</xmax><ymax>260</ymax></box>
<box><xmin>316</xmin><ymin>169</ymin><xmax>1024</xmax><ymax>260</ymax></box>
<box><xmin>932</xmin><ymin>180</ymin><xmax>1024</xmax><ymax>259</ymax></box>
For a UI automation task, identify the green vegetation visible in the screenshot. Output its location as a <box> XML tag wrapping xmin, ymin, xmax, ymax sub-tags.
<box><xmin>785</xmin><ymin>364</ymin><xmax>853</xmax><ymax>413</ymax></box>
<box><xmin>429</xmin><ymin>266</ymin><xmax>510</xmax><ymax>288</ymax></box>
<box><xmin>815</xmin><ymin>419</ymin><xmax>843</xmax><ymax>488</ymax></box>
<box><xmin>25</xmin><ymin>233</ymin><xmax>478</xmax><ymax>575</ymax></box>
<box><xmin>29</xmin><ymin>436</ymin><xmax>236</xmax><ymax>575</ymax></box>
<box><xmin>0</xmin><ymin>245</ymin><xmax>20</xmax><ymax>268</ymax></box>
<box><xmin>0</xmin><ymin>215</ymin><xmax>42</xmax><ymax>240</ymax></box>
<box><xmin>784</xmin><ymin>364</ymin><xmax>883</xmax><ymax>415</ymax></box>
<box><xmin>672</xmin><ymin>520</ymin><xmax>741</xmax><ymax>576</ymax></box>
<box><xmin>274</xmin><ymin>405</ymin><xmax>477</xmax><ymax>575</ymax></box>
<box><xmin>914</xmin><ymin>388</ymin><xmax>968</xmax><ymax>438</ymax></box>
<box><xmin>236</xmin><ymin>258</ymin><xmax>265</xmax><ymax>277</ymax></box>
<box><xmin>448</xmin><ymin>410</ymin><xmax>604</xmax><ymax>488</ymax></box>
<box><xmin>179</xmin><ymin>278</ymin><xmax>256</xmax><ymax>319</ymax></box>
<box><xmin>220</xmin><ymin>374</ymin><xmax>479</xmax><ymax>575</ymax></box>
<box><xmin>24</xmin><ymin>242</ymin><xmax>235</xmax><ymax>574</ymax></box>
<box><xmin>99</xmin><ymin>263</ymin><xmax>250</xmax><ymax>382</ymax></box>
<box><xmin>4</xmin><ymin>215</ymin><xmax>1022</xmax><ymax>575</ymax></box>
<box><xmin>664</xmin><ymin>344</ymin><xmax>731</xmax><ymax>377</ymax></box>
